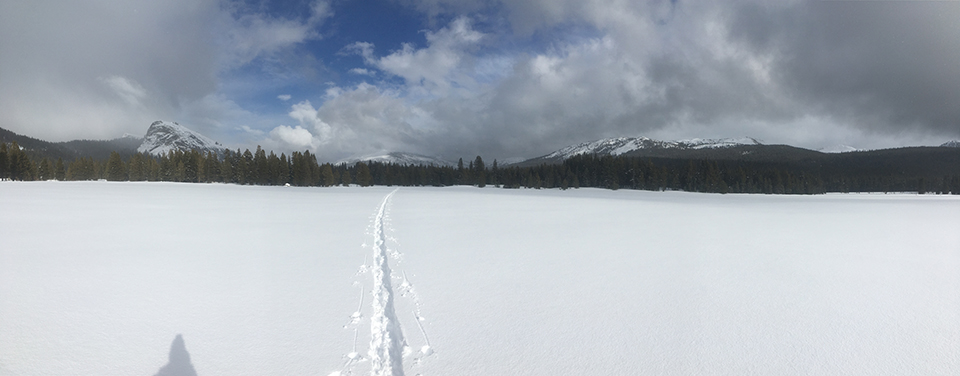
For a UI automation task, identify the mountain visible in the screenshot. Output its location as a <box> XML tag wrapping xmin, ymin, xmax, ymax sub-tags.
<box><xmin>1</xmin><ymin>126</ymin><xmax>141</xmax><ymax>161</ymax></box>
<box><xmin>818</xmin><ymin>144</ymin><xmax>860</xmax><ymax>153</ymax></box>
<box><xmin>515</xmin><ymin>136</ymin><xmax>783</xmax><ymax>166</ymax></box>
<box><xmin>137</xmin><ymin>121</ymin><xmax>225</xmax><ymax>156</ymax></box>
<box><xmin>337</xmin><ymin>152</ymin><xmax>454</xmax><ymax>167</ymax></box>
<box><xmin>542</xmin><ymin>136</ymin><xmax>762</xmax><ymax>160</ymax></box>
<box><xmin>941</xmin><ymin>140</ymin><xmax>960</xmax><ymax>148</ymax></box>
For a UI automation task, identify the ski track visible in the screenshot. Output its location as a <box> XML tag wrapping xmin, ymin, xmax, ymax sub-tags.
<box><xmin>368</xmin><ymin>189</ymin><xmax>406</xmax><ymax>376</ymax></box>
<box><xmin>333</xmin><ymin>189</ymin><xmax>436</xmax><ymax>376</ymax></box>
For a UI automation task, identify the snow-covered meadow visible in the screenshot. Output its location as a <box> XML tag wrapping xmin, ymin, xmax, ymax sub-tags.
<box><xmin>1</xmin><ymin>181</ymin><xmax>958</xmax><ymax>375</ymax></box>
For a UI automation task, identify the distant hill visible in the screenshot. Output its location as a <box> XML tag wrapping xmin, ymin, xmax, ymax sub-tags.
<box><xmin>1</xmin><ymin>121</ymin><xmax>226</xmax><ymax>161</ymax></box>
<box><xmin>514</xmin><ymin>136</ymin><xmax>822</xmax><ymax>167</ymax></box>
<box><xmin>337</xmin><ymin>152</ymin><xmax>454</xmax><ymax>167</ymax></box>
<box><xmin>0</xmin><ymin>126</ymin><xmax>141</xmax><ymax>161</ymax></box>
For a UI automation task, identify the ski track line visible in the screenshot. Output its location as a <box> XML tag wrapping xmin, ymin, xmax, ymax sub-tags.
<box><xmin>369</xmin><ymin>189</ymin><xmax>406</xmax><ymax>376</ymax></box>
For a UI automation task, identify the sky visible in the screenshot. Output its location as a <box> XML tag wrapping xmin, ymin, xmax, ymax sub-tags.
<box><xmin>1</xmin><ymin>0</ymin><xmax>959</xmax><ymax>162</ymax></box>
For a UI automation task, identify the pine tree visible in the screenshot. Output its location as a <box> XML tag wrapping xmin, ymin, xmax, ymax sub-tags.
<box><xmin>182</xmin><ymin>151</ymin><xmax>200</xmax><ymax>183</ymax></box>
<box><xmin>279</xmin><ymin>153</ymin><xmax>290</xmax><ymax>185</ymax></box>
<box><xmin>9</xmin><ymin>142</ymin><xmax>34</xmax><ymax>181</ymax></box>
<box><xmin>320</xmin><ymin>163</ymin><xmax>335</xmax><ymax>186</ymax></box>
<box><xmin>473</xmin><ymin>156</ymin><xmax>486</xmax><ymax>187</ymax></box>
<box><xmin>242</xmin><ymin>149</ymin><xmax>255</xmax><ymax>184</ymax></box>
<box><xmin>456</xmin><ymin>158</ymin><xmax>464</xmax><ymax>185</ymax></box>
<box><xmin>105</xmin><ymin>151</ymin><xmax>126</xmax><ymax>181</ymax></box>
<box><xmin>355</xmin><ymin>162</ymin><xmax>372</xmax><ymax>187</ymax></box>
<box><xmin>55</xmin><ymin>157</ymin><xmax>66</xmax><ymax>180</ymax></box>
<box><xmin>0</xmin><ymin>143</ymin><xmax>8</xmax><ymax>180</ymax></box>
<box><xmin>254</xmin><ymin>146</ymin><xmax>267</xmax><ymax>185</ymax></box>
<box><xmin>38</xmin><ymin>158</ymin><xmax>52</xmax><ymax>180</ymax></box>
<box><xmin>220</xmin><ymin>154</ymin><xmax>233</xmax><ymax>183</ymax></box>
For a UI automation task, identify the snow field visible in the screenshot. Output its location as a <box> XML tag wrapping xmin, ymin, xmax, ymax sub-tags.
<box><xmin>1</xmin><ymin>182</ymin><xmax>959</xmax><ymax>375</ymax></box>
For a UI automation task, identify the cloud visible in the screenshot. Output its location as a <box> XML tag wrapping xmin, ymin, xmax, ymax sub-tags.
<box><xmin>269</xmin><ymin>125</ymin><xmax>319</xmax><ymax>150</ymax></box>
<box><xmin>239</xmin><ymin>125</ymin><xmax>265</xmax><ymax>136</ymax></box>
<box><xmin>5</xmin><ymin>0</ymin><xmax>959</xmax><ymax>159</ymax></box>
<box><xmin>353</xmin><ymin>17</ymin><xmax>483</xmax><ymax>96</ymax></box>
<box><xmin>348</xmin><ymin>68</ymin><xmax>374</xmax><ymax>76</ymax></box>
<box><xmin>355</xmin><ymin>0</ymin><xmax>960</xmax><ymax>156</ymax></box>
<box><xmin>0</xmin><ymin>0</ymin><xmax>330</xmax><ymax>143</ymax></box>
<box><xmin>268</xmin><ymin>86</ymin><xmax>435</xmax><ymax>161</ymax></box>
<box><xmin>219</xmin><ymin>0</ymin><xmax>333</xmax><ymax>67</ymax></box>
<box><xmin>99</xmin><ymin>76</ymin><xmax>147</xmax><ymax>106</ymax></box>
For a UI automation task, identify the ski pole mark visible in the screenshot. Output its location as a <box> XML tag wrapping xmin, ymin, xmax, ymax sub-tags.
<box><xmin>369</xmin><ymin>189</ymin><xmax>406</xmax><ymax>376</ymax></box>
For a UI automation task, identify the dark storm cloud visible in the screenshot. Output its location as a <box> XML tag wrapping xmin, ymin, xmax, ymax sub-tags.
<box><xmin>727</xmin><ymin>1</ymin><xmax>960</xmax><ymax>135</ymax></box>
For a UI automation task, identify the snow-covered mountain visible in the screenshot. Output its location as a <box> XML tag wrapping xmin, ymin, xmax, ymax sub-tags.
<box><xmin>137</xmin><ymin>121</ymin><xmax>226</xmax><ymax>156</ymax></box>
<box><xmin>540</xmin><ymin>136</ymin><xmax>762</xmax><ymax>161</ymax></box>
<box><xmin>817</xmin><ymin>144</ymin><xmax>859</xmax><ymax>153</ymax></box>
<box><xmin>337</xmin><ymin>152</ymin><xmax>454</xmax><ymax>167</ymax></box>
<box><xmin>941</xmin><ymin>140</ymin><xmax>960</xmax><ymax>148</ymax></box>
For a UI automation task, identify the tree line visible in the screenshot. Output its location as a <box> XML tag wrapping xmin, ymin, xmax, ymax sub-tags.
<box><xmin>2</xmin><ymin>141</ymin><xmax>959</xmax><ymax>194</ymax></box>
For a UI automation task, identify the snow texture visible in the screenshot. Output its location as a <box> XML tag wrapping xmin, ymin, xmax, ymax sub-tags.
<box><xmin>543</xmin><ymin>136</ymin><xmax>762</xmax><ymax>160</ymax></box>
<box><xmin>941</xmin><ymin>140</ymin><xmax>960</xmax><ymax>148</ymax></box>
<box><xmin>1</xmin><ymin>181</ymin><xmax>959</xmax><ymax>375</ymax></box>
<box><xmin>137</xmin><ymin>121</ymin><xmax>225</xmax><ymax>156</ymax></box>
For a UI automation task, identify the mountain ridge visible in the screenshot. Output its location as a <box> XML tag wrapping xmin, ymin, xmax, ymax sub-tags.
<box><xmin>137</xmin><ymin>121</ymin><xmax>226</xmax><ymax>157</ymax></box>
<box><xmin>337</xmin><ymin>152</ymin><xmax>454</xmax><ymax>167</ymax></box>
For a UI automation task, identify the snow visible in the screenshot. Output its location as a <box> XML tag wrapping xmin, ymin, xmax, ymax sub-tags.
<box><xmin>2</xmin><ymin>182</ymin><xmax>959</xmax><ymax>375</ymax></box>
<box><xmin>941</xmin><ymin>140</ymin><xmax>960</xmax><ymax>148</ymax></box>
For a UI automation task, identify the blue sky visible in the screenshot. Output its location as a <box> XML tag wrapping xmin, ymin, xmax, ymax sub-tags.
<box><xmin>2</xmin><ymin>0</ymin><xmax>959</xmax><ymax>162</ymax></box>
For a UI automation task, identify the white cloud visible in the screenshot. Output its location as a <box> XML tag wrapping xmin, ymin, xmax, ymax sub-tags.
<box><xmin>377</xmin><ymin>17</ymin><xmax>482</xmax><ymax>92</ymax></box>
<box><xmin>348</xmin><ymin>68</ymin><xmax>374</xmax><ymax>76</ymax></box>
<box><xmin>278</xmin><ymin>94</ymin><xmax>292</xmax><ymax>101</ymax></box>
<box><xmin>341</xmin><ymin>42</ymin><xmax>375</xmax><ymax>62</ymax></box>
<box><xmin>269</xmin><ymin>125</ymin><xmax>319</xmax><ymax>149</ymax></box>
<box><xmin>239</xmin><ymin>125</ymin><xmax>265</xmax><ymax>136</ymax></box>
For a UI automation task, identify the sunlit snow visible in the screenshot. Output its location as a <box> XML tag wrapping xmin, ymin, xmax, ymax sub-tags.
<box><xmin>1</xmin><ymin>181</ymin><xmax>958</xmax><ymax>375</ymax></box>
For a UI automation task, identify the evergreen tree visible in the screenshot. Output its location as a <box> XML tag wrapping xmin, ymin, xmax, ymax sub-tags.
<box><xmin>254</xmin><ymin>146</ymin><xmax>268</xmax><ymax>185</ymax></box>
<box><xmin>456</xmin><ymin>158</ymin><xmax>464</xmax><ymax>185</ymax></box>
<box><xmin>0</xmin><ymin>143</ymin><xmax>8</xmax><ymax>179</ymax></box>
<box><xmin>105</xmin><ymin>151</ymin><xmax>126</xmax><ymax>181</ymax></box>
<box><xmin>9</xmin><ymin>142</ymin><xmax>34</xmax><ymax>181</ymax></box>
<box><xmin>473</xmin><ymin>156</ymin><xmax>486</xmax><ymax>187</ymax></box>
<box><xmin>320</xmin><ymin>163</ymin><xmax>335</xmax><ymax>186</ymax></box>
<box><xmin>355</xmin><ymin>162</ymin><xmax>372</xmax><ymax>187</ymax></box>
<box><xmin>128</xmin><ymin>153</ymin><xmax>146</xmax><ymax>181</ymax></box>
<box><xmin>241</xmin><ymin>149</ymin><xmax>255</xmax><ymax>184</ymax></box>
<box><xmin>279</xmin><ymin>153</ymin><xmax>290</xmax><ymax>185</ymax></box>
<box><xmin>202</xmin><ymin>151</ymin><xmax>220</xmax><ymax>182</ymax></box>
<box><xmin>182</xmin><ymin>150</ymin><xmax>200</xmax><ymax>183</ymax></box>
<box><xmin>55</xmin><ymin>157</ymin><xmax>66</xmax><ymax>180</ymax></box>
<box><xmin>38</xmin><ymin>158</ymin><xmax>52</xmax><ymax>181</ymax></box>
